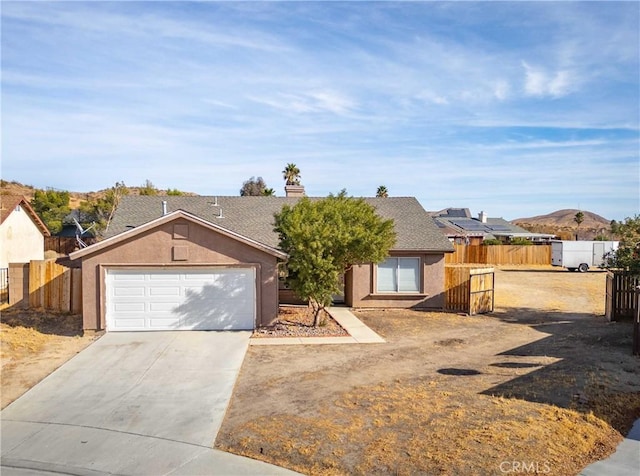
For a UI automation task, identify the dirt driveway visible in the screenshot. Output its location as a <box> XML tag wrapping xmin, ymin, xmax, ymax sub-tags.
<box><xmin>216</xmin><ymin>267</ymin><xmax>640</xmax><ymax>475</ymax></box>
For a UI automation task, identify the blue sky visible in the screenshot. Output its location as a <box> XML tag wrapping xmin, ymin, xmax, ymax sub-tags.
<box><xmin>2</xmin><ymin>1</ymin><xmax>638</xmax><ymax>221</ymax></box>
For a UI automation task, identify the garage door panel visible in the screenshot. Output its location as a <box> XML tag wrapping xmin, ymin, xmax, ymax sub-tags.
<box><xmin>149</xmin><ymin>318</ymin><xmax>181</xmax><ymax>328</ymax></box>
<box><xmin>106</xmin><ymin>268</ymin><xmax>255</xmax><ymax>331</ymax></box>
<box><xmin>113</xmin><ymin>273</ymin><xmax>145</xmax><ymax>281</ymax></box>
<box><xmin>149</xmin><ymin>286</ymin><xmax>181</xmax><ymax>296</ymax></box>
<box><xmin>113</xmin><ymin>302</ymin><xmax>146</xmax><ymax>312</ymax></box>
<box><xmin>149</xmin><ymin>302</ymin><xmax>181</xmax><ymax>312</ymax></box>
<box><xmin>113</xmin><ymin>318</ymin><xmax>146</xmax><ymax>329</ymax></box>
<box><xmin>114</xmin><ymin>286</ymin><xmax>146</xmax><ymax>297</ymax></box>
<box><xmin>149</xmin><ymin>273</ymin><xmax>181</xmax><ymax>281</ymax></box>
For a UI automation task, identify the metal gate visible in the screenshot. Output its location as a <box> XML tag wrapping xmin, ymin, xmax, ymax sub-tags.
<box><xmin>0</xmin><ymin>268</ymin><xmax>8</xmax><ymax>304</ymax></box>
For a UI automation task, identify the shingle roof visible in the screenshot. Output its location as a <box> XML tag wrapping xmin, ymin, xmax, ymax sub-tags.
<box><xmin>106</xmin><ymin>196</ymin><xmax>453</xmax><ymax>252</ymax></box>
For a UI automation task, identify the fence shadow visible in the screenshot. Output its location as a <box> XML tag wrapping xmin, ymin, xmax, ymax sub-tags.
<box><xmin>501</xmin><ymin>268</ymin><xmax>607</xmax><ymax>274</ymax></box>
<box><xmin>481</xmin><ymin>306</ymin><xmax>639</xmax><ymax>434</ymax></box>
<box><xmin>1</xmin><ymin>308</ymin><xmax>84</xmax><ymax>337</ymax></box>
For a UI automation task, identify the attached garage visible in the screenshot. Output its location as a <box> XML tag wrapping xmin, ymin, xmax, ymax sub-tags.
<box><xmin>106</xmin><ymin>268</ymin><xmax>256</xmax><ymax>331</ymax></box>
<box><xmin>69</xmin><ymin>210</ymin><xmax>288</xmax><ymax>332</ymax></box>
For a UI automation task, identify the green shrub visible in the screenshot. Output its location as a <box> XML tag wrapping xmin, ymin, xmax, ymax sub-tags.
<box><xmin>509</xmin><ymin>237</ymin><xmax>532</xmax><ymax>246</ymax></box>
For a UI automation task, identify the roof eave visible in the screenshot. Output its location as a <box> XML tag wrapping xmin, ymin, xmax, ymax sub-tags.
<box><xmin>390</xmin><ymin>247</ymin><xmax>455</xmax><ymax>254</ymax></box>
<box><xmin>70</xmin><ymin>210</ymin><xmax>288</xmax><ymax>261</ymax></box>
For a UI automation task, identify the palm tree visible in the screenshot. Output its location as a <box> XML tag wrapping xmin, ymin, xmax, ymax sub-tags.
<box><xmin>262</xmin><ymin>188</ymin><xmax>275</xmax><ymax>196</ymax></box>
<box><xmin>376</xmin><ymin>185</ymin><xmax>389</xmax><ymax>198</ymax></box>
<box><xmin>574</xmin><ymin>211</ymin><xmax>584</xmax><ymax>240</ymax></box>
<box><xmin>283</xmin><ymin>163</ymin><xmax>301</xmax><ymax>185</ymax></box>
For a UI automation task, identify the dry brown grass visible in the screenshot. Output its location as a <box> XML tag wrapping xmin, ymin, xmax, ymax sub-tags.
<box><xmin>0</xmin><ymin>323</ymin><xmax>56</xmax><ymax>360</ymax></box>
<box><xmin>219</xmin><ymin>378</ymin><xmax>623</xmax><ymax>476</ymax></box>
<box><xmin>217</xmin><ymin>269</ymin><xmax>638</xmax><ymax>475</ymax></box>
<box><xmin>1</xmin><ymin>309</ymin><xmax>97</xmax><ymax>408</ymax></box>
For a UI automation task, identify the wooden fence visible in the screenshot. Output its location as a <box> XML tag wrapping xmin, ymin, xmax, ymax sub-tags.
<box><xmin>445</xmin><ymin>244</ymin><xmax>551</xmax><ymax>266</ymax></box>
<box><xmin>45</xmin><ymin>236</ymin><xmax>97</xmax><ymax>255</ymax></box>
<box><xmin>605</xmin><ymin>270</ymin><xmax>639</xmax><ymax>321</ymax></box>
<box><xmin>445</xmin><ymin>265</ymin><xmax>495</xmax><ymax>315</ymax></box>
<box><xmin>27</xmin><ymin>260</ymin><xmax>82</xmax><ymax>313</ymax></box>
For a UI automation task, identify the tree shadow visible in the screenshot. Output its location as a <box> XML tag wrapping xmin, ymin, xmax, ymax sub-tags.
<box><xmin>171</xmin><ymin>272</ymin><xmax>255</xmax><ymax>330</ymax></box>
<box><xmin>481</xmin><ymin>307</ymin><xmax>639</xmax><ymax>434</ymax></box>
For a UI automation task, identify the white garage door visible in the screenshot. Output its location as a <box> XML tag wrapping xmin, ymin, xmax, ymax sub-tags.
<box><xmin>106</xmin><ymin>268</ymin><xmax>255</xmax><ymax>331</ymax></box>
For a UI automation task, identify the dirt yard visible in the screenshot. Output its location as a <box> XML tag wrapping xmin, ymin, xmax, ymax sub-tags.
<box><xmin>1</xmin><ymin>309</ymin><xmax>98</xmax><ymax>409</ymax></box>
<box><xmin>216</xmin><ymin>267</ymin><xmax>640</xmax><ymax>475</ymax></box>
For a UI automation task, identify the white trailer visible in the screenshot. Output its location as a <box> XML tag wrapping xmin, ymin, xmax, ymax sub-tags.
<box><xmin>551</xmin><ymin>240</ymin><xmax>619</xmax><ymax>272</ymax></box>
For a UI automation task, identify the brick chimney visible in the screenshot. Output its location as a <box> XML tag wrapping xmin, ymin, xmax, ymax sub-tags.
<box><xmin>285</xmin><ymin>184</ymin><xmax>305</xmax><ymax>197</ymax></box>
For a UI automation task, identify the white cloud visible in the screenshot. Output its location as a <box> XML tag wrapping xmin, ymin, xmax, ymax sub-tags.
<box><xmin>247</xmin><ymin>90</ymin><xmax>357</xmax><ymax>116</ymax></box>
<box><xmin>1</xmin><ymin>1</ymin><xmax>637</xmax><ymax>221</ymax></box>
<box><xmin>522</xmin><ymin>61</ymin><xmax>574</xmax><ymax>98</ymax></box>
<box><xmin>493</xmin><ymin>80</ymin><xmax>510</xmax><ymax>101</ymax></box>
<box><xmin>416</xmin><ymin>90</ymin><xmax>449</xmax><ymax>105</ymax></box>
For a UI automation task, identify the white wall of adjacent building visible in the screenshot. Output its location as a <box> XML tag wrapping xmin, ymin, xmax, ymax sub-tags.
<box><xmin>0</xmin><ymin>205</ymin><xmax>45</xmax><ymax>269</ymax></box>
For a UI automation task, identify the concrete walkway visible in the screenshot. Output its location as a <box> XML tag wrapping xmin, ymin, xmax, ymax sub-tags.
<box><xmin>579</xmin><ymin>418</ymin><xmax>640</xmax><ymax>476</ymax></box>
<box><xmin>1</xmin><ymin>332</ymin><xmax>299</xmax><ymax>476</ymax></box>
<box><xmin>249</xmin><ymin>306</ymin><xmax>385</xmax><ymax>346</ymax></box>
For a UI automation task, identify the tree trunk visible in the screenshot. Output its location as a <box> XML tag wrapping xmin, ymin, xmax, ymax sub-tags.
<box><xmin>310</xmin><ymin>300</ymin><xmax>324</xmax><ymax>327</ymax></box>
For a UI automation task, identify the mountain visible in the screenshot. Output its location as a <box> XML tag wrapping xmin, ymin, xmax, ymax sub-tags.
<box><xmin>512</xmin><ymin>209</ymin><xmax>613</xmax><ymax>240</ymax></box>
<box><xmin>0</xmin><ymin>180</ymin><xmax>198</xmax><ymax>209</ymax></box>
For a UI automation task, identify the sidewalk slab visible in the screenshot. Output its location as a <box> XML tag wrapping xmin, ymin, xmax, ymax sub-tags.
<box><xmin>328</xmin><ymin>307</ymin><xmax>386</xmax><ymax>343</ymax></box>
<box><xmin>249</xmin><ymin>307</ymin><xmax>385</xmax><ymax>346</ymax></box>
<box><xmin>579</xmin><ymin>418</ymin><xmax>640</xmax><ymax>476</ymax></box>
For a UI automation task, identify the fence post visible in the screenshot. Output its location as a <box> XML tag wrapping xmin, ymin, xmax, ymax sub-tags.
<box><xmin>634</xmin><ymin>286</ymin><xmax>640</xmax><ymax>356</ymax></box>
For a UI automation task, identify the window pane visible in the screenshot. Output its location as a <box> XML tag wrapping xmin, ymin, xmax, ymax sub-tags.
<box><xmin>377</xmin><ymin>258</ymin><xmax>397</xmax><ymax>292</ymax></box>
<box><xmin>398</xmin><ymin>258</ymin><xmax>420</xmax><ymax>292</ymax></box>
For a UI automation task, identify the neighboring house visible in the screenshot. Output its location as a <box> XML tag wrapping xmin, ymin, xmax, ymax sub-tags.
<box><xmin>0</xmin><ymin>195</ymin><xmax>51</xmax><ymax>269</ymax></box>
<box><xmin>58</xmin><ymin>210</ymin><xmax>96</xmax><ymax>239</ymax></box>
<box><xmin>54</xmin><ymin>210</ymin><xmax>97</xmax><ymax>253</ymax></box>
<box><xmin>431</xmin><ymin>208</ymin><xmax>556</xmax><ymax>245</ymax></box>
<box><xmin>69</xmin><ymin>193</ymin><xmax>453</xmax><ymax>332</ymax></box>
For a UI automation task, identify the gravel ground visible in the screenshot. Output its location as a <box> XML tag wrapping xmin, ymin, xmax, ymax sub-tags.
<box><xmin>252</xmin><ymin>305</ymin><xmax>349</xmax><ymax>338</ymax></box>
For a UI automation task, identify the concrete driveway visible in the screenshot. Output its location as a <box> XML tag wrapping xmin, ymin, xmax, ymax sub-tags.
<box><xmin>1</xmin><ymin>332</ymin><xmax>298</xmax><ymax>476</ymax></box>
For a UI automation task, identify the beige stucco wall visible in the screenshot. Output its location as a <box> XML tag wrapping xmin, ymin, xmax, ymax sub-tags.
<box><xmin>79</xmin><ymin>218</ymin><xmax>280</xmax><ymax>331</ymax></box>
<box><xmin>345</xmin><ymin>252</ymin><xmax>446</xmax><ymax>309</ymax></box>
<box><xmin>0</xmin><ymin>207</ymin><xmax>45</xmax><ymax>268</ymax></box>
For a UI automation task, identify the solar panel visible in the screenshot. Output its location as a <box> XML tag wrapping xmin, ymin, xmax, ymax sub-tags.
<box><xmin>488</xmin><ymin>225</ymin><xmax>513</xmax><ymax>232</ymax></box>
<box><xmin>450</xmin><ymin>219</ymin><xmax>489</xmax><ymax>231</ymax></box>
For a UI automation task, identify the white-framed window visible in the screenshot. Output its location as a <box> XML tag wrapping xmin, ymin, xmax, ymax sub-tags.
<box><xmin>376</xmin><ymin>257</ymin><xmax>420</xmax><ymax>293</ymax></box>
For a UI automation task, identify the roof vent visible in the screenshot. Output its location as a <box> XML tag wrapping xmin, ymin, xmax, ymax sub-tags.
<box><xmin>162</xmin><ymin>200</ymin><xmax>168</xmax><ymax>216</ymax></box>
<box><xmin>217</xmin><ymin>208</ymin><xmax>224</xmax><ymax>219</ymax></box>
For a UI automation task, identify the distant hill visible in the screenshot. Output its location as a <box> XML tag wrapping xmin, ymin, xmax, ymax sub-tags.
<box><xmin>512</xmin><ymin>209</ymin><xmax>613</xmax><ymax>240</ymax></box>
<box><xmin>0</xmin><ymin>180</ymin><xmax>198</xmax><ymax>209</ymax></box>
